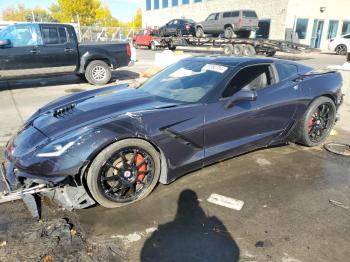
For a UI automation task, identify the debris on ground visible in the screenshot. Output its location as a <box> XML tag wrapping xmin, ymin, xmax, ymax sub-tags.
<box><xmin>324</xmin><ymin>142</ymin><xmax>350</xmax><ymax>156</ymax></box>
<box><xmin>207</xmin><ymin>193</ymin><xmax>244</xmax><ymax>211</ymax></box>
<box><xmin>328</xmin><ymin>199</ymin><xmax>349</xmax><ymax>209</ymax></box>
<box><xmin>0</xmin><ymin>217</ymin><xmax>127</xmax><ymax>262</ymax></box>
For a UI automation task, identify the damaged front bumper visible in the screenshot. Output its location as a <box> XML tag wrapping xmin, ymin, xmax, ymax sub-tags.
<box><xmin>0</xmin><ymin>160</ymin><xmax>95</xmax><ymax>218</ymax></box>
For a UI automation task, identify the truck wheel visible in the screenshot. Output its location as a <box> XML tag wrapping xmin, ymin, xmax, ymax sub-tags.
<box><xmin>242</xmin><ymin>45</ymin><xmax>256</xmax><ymax>56</ymax></box>
<box><xmin>223</xmin><ymin>44</ymin><xmax>234</xmax><ymax>56</ymax></box>
<box><xmin>196</xmin><ymin>27</ymin><xmax>204</xmax><ymax>38</ymax></box>
<box><xmin>335</xmin><ymin>44</ymin><xmax>347</xmax><ymax>55</ymax></box>
<box><xmin>150</xmin><ymin>41</ymin><xmax>157</xmax><ymax>51</ymax></box>
<box><xmin>236</xmin><ymin>31</ymin><xmax>251</xmax><ymax>38</ymax></box>
<box><xmin>86</xmin><ymin>139</ymin><xmax>161</xmax><ymax>208</ymax></box>
<box><xmin>232</xmin><ymin>44</ymin><xmax>244</xmax><ymax>56</ymax></box>
<box><xmin>168</xmin><ymin>44</ymin><xmax>176</xmax><ymax>51</ymax></box>
<box><xmin>294</xmin><ymin>97</ymin><xmax>336</xmax><ymax>147</ymax></box>
<box><xmin>176</xmin><ymin>29</ymin><xmax>183</xmax><ymax>37</ymax></box>
<box><xmin>224</xmin><ymin>27</ymin><xmax>234</xmax><ymax>39</ymax></box>
<box><xmin>266</xmin><ymin>50</ymin><xmax>277</xmax><ymax>57</ymax></box>
<box><xmin>85</xmin><ymin>60</ymin><xmax>111</xmax><ymax>86</ymax></box>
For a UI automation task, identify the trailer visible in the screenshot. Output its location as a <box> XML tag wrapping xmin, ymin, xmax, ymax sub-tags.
<box><xmin>143</xmin><ymin>35</ymin><xmax>315</xmax><ymax>57</ymax></box>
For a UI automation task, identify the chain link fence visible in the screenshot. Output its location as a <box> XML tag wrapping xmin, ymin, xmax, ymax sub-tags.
<box><xmin>78</xmin><ymin>26</ymin><xmax>142</xmax><ymax>42</ymax></box>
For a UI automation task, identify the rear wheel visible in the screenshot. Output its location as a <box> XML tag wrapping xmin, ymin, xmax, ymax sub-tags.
<box><xmin>196</xmin><ymin>27</ymin><xmax>204</xmax><ymax>38</ymax></box>
<box><xmin>223</xmin><ymin>44</ymin><xmax>234</xmax><ymax>56</ymax></box>
<box><xmin>176</xmin><ymin>29</ymin><xmax>183</xmax><ymax>37</ymax></box>
<box><xmin>86</xmin><ymin>139</ymin><xmax>161</xmax><ymax>208</ymax></box>
<box><xmin>295</xmin><ymin>97</ymin><xmax>336</xmax><ymax>147</ymax></box>
<box><xmin>242</xmin><ymin>45</ymin><xmax>256</xmax><ymax>56</ymax></box>
<box><xmin>150</xmin><ymin>41</ymin><xmax>157</xmax><ymax>51</ymax></box>
<box><xmin>335</xmin><ymin>44</ymin><xmax>347</xmax><ymax>55</ymax></box>
<box><xmin>232</xmin><ymin>44</ymin><xmax>244</xmax><ymax>56</ymax></box>
<box><xmin>85</xmin><ymin>60</ymin><xmax>111</xmax><ymax>86</ymax></box>
<box><xmin>224</xmin><ymin>27</ymin><xmax>234</xmax><ymax>39</ymax></box>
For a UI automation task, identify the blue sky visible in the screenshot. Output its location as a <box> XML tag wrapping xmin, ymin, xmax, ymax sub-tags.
<box><xmin>0</xmin><ymin>0</ymin><xmax>142</xmax><ymax>22</ymax></box>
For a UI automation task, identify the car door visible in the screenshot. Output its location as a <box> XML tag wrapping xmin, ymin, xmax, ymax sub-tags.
<box><xmin>37</xmin><ymin>24</ymin><xmax>78</xmax><ymax>75</ymax></box>
<box><xmin>203</xmin><ymin>63</ymin><xmax>300</xmax><ymax>165</ymax></box>
<box><xmin>202</xmin><ymin>14</ymin><xmax>217</xmax><ymax>33</ymax></box>
<box><xmin>0</xmin><ymin>24</ymin><xmax>43</xmax><ymax>79</ymax></box>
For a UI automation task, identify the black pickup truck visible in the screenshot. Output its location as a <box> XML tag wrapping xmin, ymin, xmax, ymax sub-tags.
<box><xmin>0</xmin><ymin>23</ymin><xmax>133</xmax><ymax>85</ymax></box>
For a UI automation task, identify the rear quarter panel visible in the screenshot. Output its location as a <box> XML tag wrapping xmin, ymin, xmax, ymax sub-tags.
<box><xmin>78</xmin><ymin>42</ymin><xmax>129</xmax><ymax>72</ymax></box>
<box><xmin>295</xmin><ymin>72</ymin><xmax>343</xmax><ymax>120</ymax></box>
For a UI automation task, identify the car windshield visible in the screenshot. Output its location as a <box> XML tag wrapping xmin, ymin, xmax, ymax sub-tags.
<box><xmin>139</xmin><ymin>59</ymin><xmax>230</xmax><ymax>103</ymax></box>
<box><xmin>185</xmin><ymin>19</ymin><xmax>195</xmax><ymax>24</ymax></box>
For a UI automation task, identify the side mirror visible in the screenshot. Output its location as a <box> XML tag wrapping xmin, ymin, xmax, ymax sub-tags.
<box><xmin>225</xmin><ymin>90</ymin><xmax>257</xmax><ymax>108</ymax></box>
<box><xmin>0</xmin><ymin>39</ymin><xmax>11</xmax><ymax>47</ymax></box>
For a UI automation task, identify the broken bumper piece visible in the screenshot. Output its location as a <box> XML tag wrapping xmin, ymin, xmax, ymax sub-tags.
<box><xmin>0</xmin><ymin>161</ymin><xmax>96</xmax><ymax>218</ymax></box>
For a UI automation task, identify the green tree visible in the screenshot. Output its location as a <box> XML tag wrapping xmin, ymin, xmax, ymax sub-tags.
<box><xmin>2</xmin><ymin>4</ymin><xmax>55</xmax><ymax>22</ymax></box>
<box><xmin>50</xmin><ymin>0</ymin><xmax>102</xmax><ymax>26</ymax></box>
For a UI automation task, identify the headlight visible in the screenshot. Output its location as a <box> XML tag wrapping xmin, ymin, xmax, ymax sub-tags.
<box><xmin>36</xmin><ymin>128</ymin><xmax>91</xmax><ymax>158</ymax></box>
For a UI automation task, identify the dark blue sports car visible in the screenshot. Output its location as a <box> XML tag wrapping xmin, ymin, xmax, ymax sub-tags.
<box><xmin>2</xmin><ymin>57</ymin><xmax>343</xmax><ymax>210</ymax></box>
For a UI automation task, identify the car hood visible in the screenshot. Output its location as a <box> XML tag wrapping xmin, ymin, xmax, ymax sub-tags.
<box><xmin>29</xmin><ymin>84</ymin><xmax>178</xmax><ymax>138</ymax></box>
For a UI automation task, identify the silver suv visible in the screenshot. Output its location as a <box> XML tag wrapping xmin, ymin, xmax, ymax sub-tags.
<box><xmin>196</xmin><ymin>10</ymin><xmax>259</xmax><ymax>39</ymax></box>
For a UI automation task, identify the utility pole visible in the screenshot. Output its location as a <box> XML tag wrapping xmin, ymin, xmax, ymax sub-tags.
<box><xmin>32</xmin><ymin>10</ymin><xmax>36</xmax><ymax>22</ymax></box>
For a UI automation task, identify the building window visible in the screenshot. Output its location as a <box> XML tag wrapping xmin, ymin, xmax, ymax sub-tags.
<box><xmin>162</xmin><ymin>0</ymin><xmax>168</xmax><ymax>8</ymax></box>
<box><xmin>342</xmin><ymin>21</ymin><xmax>350</xmax><ymax>35</ymax></box>
<box><xmin>182</xmin><ymin>0</ymin><xmax>189</xmax><ymax>4</ymax></box>
<box><xmin>146</xmin><ymin>0</ymin><xmax>151</xmax><ymax>10</ymax></box>
<box><xmin>327</xmin><ymin>20</ymin><xmax>339</xmax><ymax>39</ymax></box>
<box><xmin>154</xmin><ymin>0</ymin><xmax>159</xmax><ymax>9</ymax></box>
<box><xmin>172</xmin><ymin>0</ymin><xmax>178</xmax><ymax>6</ymax></box>
<box><xmin>295</xmin><ymin>18</ymin><xmax>308</xmax><ymax>39</ymax></box>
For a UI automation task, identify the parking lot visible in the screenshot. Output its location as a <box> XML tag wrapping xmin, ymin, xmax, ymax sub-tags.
<box><xmin>1</xmin><ymin>50</ymin><xmax>350</xmax><ymax>261</ymax></box>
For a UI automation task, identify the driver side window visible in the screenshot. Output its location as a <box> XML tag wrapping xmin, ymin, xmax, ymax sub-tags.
<box><xmin>0</xmin><ymin>24</ymin><xmax>42</xmax><ymax>47</ymax></box>
<box><xmin>206</xmin><ymin>14</ymin><xmax>216</xmax><ymax>21</ymax></box>
<box><xmin>222</xmin><ymin>65</ymin><xmax>273</xmax><ymax>98</ymax></box>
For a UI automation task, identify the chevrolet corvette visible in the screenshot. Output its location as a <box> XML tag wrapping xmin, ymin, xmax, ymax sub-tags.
<box><xmin>2</xmin><ymin>56</ymin><xmax>343</xmax><ymax>210</ymax></box>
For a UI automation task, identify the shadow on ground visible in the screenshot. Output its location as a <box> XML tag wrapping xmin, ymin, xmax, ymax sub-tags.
<box><xmin>140</xmin><ymin>189</ymin><xmax>240</xmax><ymax>262</ymax></box>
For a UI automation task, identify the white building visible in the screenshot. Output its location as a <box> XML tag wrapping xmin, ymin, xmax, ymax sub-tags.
<box><xmin>142</xmin><ymin>0</ymin><xmax>350</xmax><ymax>50</ymax></box>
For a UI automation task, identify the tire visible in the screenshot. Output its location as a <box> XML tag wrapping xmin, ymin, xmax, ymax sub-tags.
<box><xmin>223</xmin><ymin>44</ymin><xmax>234</xmax><ymax>56</ymax></box>
<box><xmin>242</xmin><ymin>45</ymin><xmax>256</xmax><ymax>56</ymax></box>
<box><xmin>196</xmin><ymin>27</ymin><xmax>204</xmax><ymax>38</ymax></box>
<box><xmin>224</xmin><ymin>26</ymin><xmax>234</xmax><ymax>39</ymax></box>
<box><xmin>295</xmin><ymin>97</ymin><xmax>336</xmax><ymax>147</ymax></box>
<box><xmin>85</xmin><ymin>60</ymin><xmax>111</xmax><ymax>86</ymax></box>
<box><xmin>150</xmin><ymin>41</ymin><xmax>157</xmax><ymax>51</ymax></box>
<box><xmin>266</xmin><ymin>50</ymin><xmax>277</xmax><ymax>57</ymax></box>
<box><xmin>232</xmin><ymin>44</ymin><xmax>244</xmax><ymax>56</ymax></box>
<box><xmin>176</xmin><ymin>29</ymin><xmax>183</xmax><ymax>37</ymax></box>
<box><xmin>335</xmin><ymin>44</ymin><xmax>347</xmax><ymax>55</ymax></box>
<box><xmin>168</xmin><ymin>43</ymin><xmax>177</xmax><ymax>51</ymax></box>
<box><xmin>236</xmin><ymin>31</ymin><xmax>251</xmax><ymax>39</ymax></box>
<box><xmin>86</xmin><ymin>139</ymin><xmax>161</xmax><ymax>208</ymax></box>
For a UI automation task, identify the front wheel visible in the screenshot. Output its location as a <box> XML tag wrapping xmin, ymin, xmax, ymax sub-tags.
<box><xmin>86</xmin><ymin>139</ymin><xmax>161</xmax><ymax>208</ymax></box>
<box><xmin>224</xmin><ymin>27</ymin><xmax>234</xmax><ymax>39</ymax></box>
<box><xmin>335</xmin><ymin>44</ymin><xmax>347</xmax><ymax>55</ymax></box>
<box><xmin>85</xmin><ymin>60</ymin><xmax>111</xmax><ymax>86</ymax></box>
<box><xmin>295</xmin><ymin>97</ymin><xmax>336</xmax><ymax>147</ymax></box>
<box><xmin>196</xmin><ymin>27</ymin><xmax>204</xmax><ymax>38</ymax></box>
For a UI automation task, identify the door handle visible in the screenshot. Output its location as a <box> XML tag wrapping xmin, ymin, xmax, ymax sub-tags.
<box><xmin>30</xmin><ymin>49</ymin><xmax>40</xmax><ymax>54</ymax></box>
<box><xmin>64</xmin><ymin>48</ymin><xmax>74</xmax><ymax>52</ymax></box>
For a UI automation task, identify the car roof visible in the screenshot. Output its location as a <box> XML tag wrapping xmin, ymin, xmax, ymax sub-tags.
<box><xmin>8</xmin><ymin>22</ymin><xmax>73</xmax><ymax>27</ymax></box>
<box><xmin>188</xmin><ymin>56</ymin><xmax>278</xmax><ymax>67</ymax></box>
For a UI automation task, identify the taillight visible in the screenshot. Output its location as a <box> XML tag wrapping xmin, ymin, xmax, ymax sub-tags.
<box><xmin>185</xmin><ymin>24</ymin><xmax>191</xmax><ymax>30</ymax></box>
<box><xmin>238</xmin><ymin>17</ymin><xmax>242</xmax><ymax>26</ymax></box>
<box><xmin>126</xmin><ymin>43</ymin><xmax>131</xmax><ymax>57</ymax></box>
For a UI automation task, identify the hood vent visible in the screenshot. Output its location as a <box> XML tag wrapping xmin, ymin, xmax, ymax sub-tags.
<box><xmin>53</xmin><ymin>103</ymin><xmax>76</xmax><ymax>118</ymax></box>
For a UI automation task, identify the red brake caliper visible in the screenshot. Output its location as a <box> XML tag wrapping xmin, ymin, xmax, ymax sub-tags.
<box><xmin>135</xmin><ymin>154</ymin><xmax>147</xmax><ymax>182</ymax></box>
